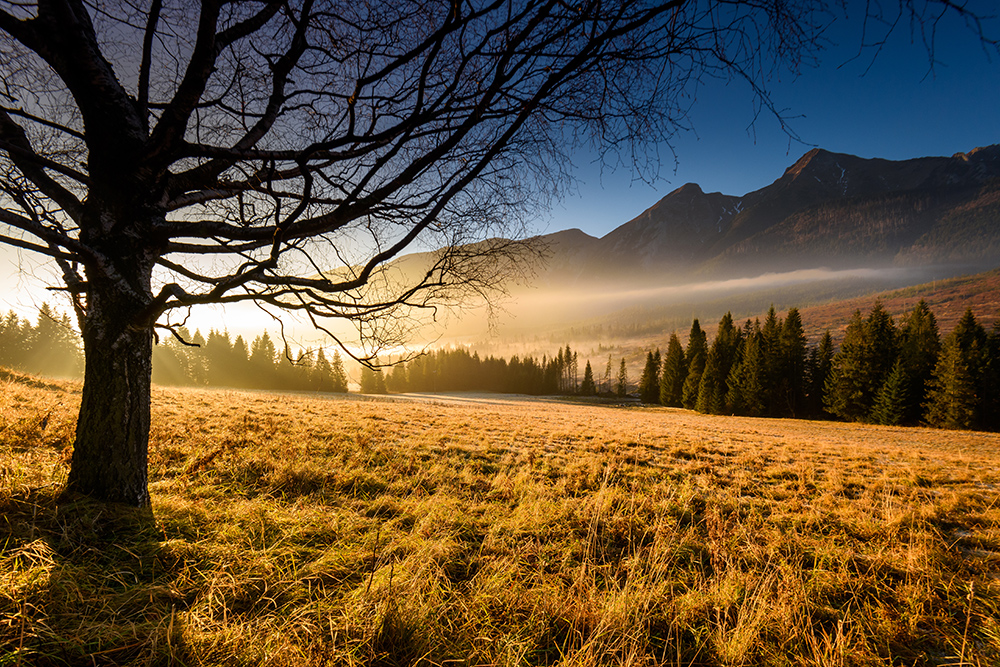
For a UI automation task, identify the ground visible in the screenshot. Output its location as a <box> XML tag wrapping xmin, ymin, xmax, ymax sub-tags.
<box><xmin>1</xmin><ymin>371</ymin><xmax>999</xmax><ymax>666</ymax></box>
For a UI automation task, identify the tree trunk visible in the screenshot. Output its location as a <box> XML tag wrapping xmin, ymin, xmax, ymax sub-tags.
<box><xmin>65</xmin><ymin>262</ymin><xmax>155</xmax><ymax>506</ymax></box>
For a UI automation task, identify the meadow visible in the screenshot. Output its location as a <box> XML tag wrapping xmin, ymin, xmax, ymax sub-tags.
<box><xmin>1</xmin><ymin>369</ymin><xmax>999</xmax><ymax>666</ymax></box>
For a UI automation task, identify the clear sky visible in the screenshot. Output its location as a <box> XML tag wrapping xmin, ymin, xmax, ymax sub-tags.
<box><xmin>543</xmin><ymin>5</ymin><xmax>1000</xmax><ymax>239</ymax></box>
<box><xmin>2</xmin><ymin>3</ymin><xmax>999</xmax><ymax>329</ymax></box>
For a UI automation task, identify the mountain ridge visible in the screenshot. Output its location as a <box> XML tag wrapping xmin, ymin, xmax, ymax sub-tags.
<box><xmin>533</xmin><ymin>144</ymin><xmax>1000</xmax><ymax>285</ymax></box>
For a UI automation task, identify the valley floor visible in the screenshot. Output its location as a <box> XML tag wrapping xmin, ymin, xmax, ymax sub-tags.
<box><xmin>2</xmin><ymin>376</ymin><xmax>999</xmax><ymax>665</ymax></box>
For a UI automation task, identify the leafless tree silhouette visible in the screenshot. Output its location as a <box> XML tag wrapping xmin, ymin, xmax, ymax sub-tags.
<box><xmin>0</xmin><ymin>0</ymin><xmax>995</xmax><ymax>505</ymax></box>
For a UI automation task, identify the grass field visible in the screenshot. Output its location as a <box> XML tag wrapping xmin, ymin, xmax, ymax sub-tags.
<box><xmin>2</xmin><ymin>370</ymin><xmax>999</xmax><ymax>666</ymax></box>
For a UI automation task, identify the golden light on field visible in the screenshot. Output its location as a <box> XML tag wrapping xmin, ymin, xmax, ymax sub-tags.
<box><xmin>2</xmin><ymin>372</ymin><xmax>999</xmax><ymax>665</ymax></box>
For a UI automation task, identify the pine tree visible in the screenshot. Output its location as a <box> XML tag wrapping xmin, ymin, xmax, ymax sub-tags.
<box><xmin>871</xmin><ymin>359</ymin><xmax>908</xmax><ymax>426</ymax></box>
<box><xmin>824</xmin><ymin>310</ymin><xmax>869</xmax><ymax>421</ymax></box>
<box><xmin>924</xmin><ymin>309</ymin><xmax>986</xmax><ymax>429</ymax></box>
<box><xmin>776</xmin><ymin>307</ymin><xmax>807</xmax><ymax>416</ymax></box>
<box><xmin>696</xmin><ymin>313</ymin><xmax>741</xmax><ymax>414</ymax></box>
<box><xmin>924</xmin><ymin>334</ymin><xmax>978</xmax><ymax>429</ymax></box>
<box><xmin>760</xmin><ymin>306</ymin><xmax>783</xmax><ymax>413</ymax></box>
<box><xmin>360</xmin><ymin>366</ymin><xmax>374</xmax><ymax>393</ymax></box>
<box><xmin>638</xmin><ymin>350</ymin><xmax>661</xmax><ymax>403</ymax></box>
<box><xmin>616</xmin><ymin>358</ymin><xmax>628</xmax><ymax>397</ymax></box>
<box><xmin>865</xmin><ymin>300</ymin><xmax>899</xmax><ymax>397</ymax></box>
<box><xmin>330</xmin><ymin>351</ymin><xmax>349</xmax><ymax>393</ymax></box>
<box><xmin>727</xmin><ymin>326</ymin><xmax>766</xmax><ymax>416</ymax></box>
<box><xmin>804</xmin><ymin>331</ymin><xmax>833</xmax><ymax>417</ymax></box>
<box><xmin>897</xmin><ymin>300</ymin><xmax>940</xmax><ymax>423</ymax></box>
<box><xmin>681</xmin><ymin>319</ymin><xmax>707</xmax><ymax>409</ymax></box>
<box><xmin>659</xmin><ymin>333</ymin><xmax>686</xmax><ymax>407</ymax></box>
<box><xmin>580</xmin><ymin>360</ymin><xmax>597</xmax><ymax>396</ymax></box>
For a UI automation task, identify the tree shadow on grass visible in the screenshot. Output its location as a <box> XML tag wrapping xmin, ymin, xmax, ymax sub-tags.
<box><xmin>0</xmin><ymin>487</ymin><xmax>195</xmax><ymax>666</ymax></box>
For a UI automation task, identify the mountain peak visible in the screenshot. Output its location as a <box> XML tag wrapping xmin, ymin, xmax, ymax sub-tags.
<box><xmin>782</xmin><ymin>148</ymin><xmax>838</xmax><ymax>180</ymax></box>
<box><xmin>673</xmin><ymin>182</ymin><xmax>704</xmax><ymax>195</ymax></box>
<box><xmin>964</xmin><ymin>144</ymin><xmax>1000</xmax><ymax>161</ymax></box>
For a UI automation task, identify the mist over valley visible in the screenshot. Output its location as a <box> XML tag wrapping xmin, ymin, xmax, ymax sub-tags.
<box><xmin>403</xmin><ymin>145</ymin><xmax>1000</xmax><ymax>352</ymax></box>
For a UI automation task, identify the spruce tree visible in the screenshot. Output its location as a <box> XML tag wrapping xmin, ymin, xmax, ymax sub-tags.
<box><xmin>580</xmin><ymin>361</ymin><xmax>597</xmax><ymax>396</ymax></box>
<box><xmin>659</xmin><ymin>333</ymin><xmax>686</xmax><ymax>407</ymax></box>
<box><xmin>804</xmin><ymin>331</ymin><xmax>834</xmax><ymax>417</ymax></box>
<box><xmin>777</xmin><ymin>307</ymin><xmax>807</xmax><ymax>416</ymax></box>
<box><xmin>638</xmin><ymin>350</ymin><xmax>661</xmax><ymax>403</ymax></box>
<box><xmin>865</xmin><ymin>301</ymin><xmax>899</xmax><ymax>396</ymax></box>
<box><xmin>696</xmin><ymin>344</ymin><xmax>727</xmax><ymax>414</ymax></box>
<box><xmin>924</xmin><ymin>334</ymin><xmax>978</xmax><ymax>429</ymax></box>
<box><xmin>982</xmin><ymin>322</ymin><xmax>1000</xmax><ymax>430</ymax></box>
<box><xmin>0</xmin><ymin>311</ymin><xmax>22</xmax><ymax>369</ymax></box>
<box><xmin>897</xmin><ymin>300</ymin><xmax>940</xmax><ymax>423</ymax></box>
<box><xmin>330</xmin><ymin>351</ymin><xmax>349</xmax><ymax>393</ymax></box>
<box><xmin>925</xmin><ymin>309</ymin><xmax>986</xmax><ymax>429</ymax></box>
<box><xmin>387</xmin><ymin>362</ymin><xmax>408</xmax><ymax>393</ymax></box>
<box><xmin>696</xmin><ymin>313</ymin><xmax>740</xmax><ymax>414</ymax></box>
<box><xmin>727</xmin><ymin>326</ymin><xmax>766</xmax><ymax>416</ymax></box>
<box><xmin>358</xmin><ymin>362</ymin><xmax>387</xmax><ymax>394</ymax></box>
<box><xmin>760</xmin><ymin>306</ymin><xmax>783</xmax><ymax>413</ymax></box>
<box><xmin>681</xmin><ymin>319</ymin><xmax>708</xmax><ymax>409</ymax></box>
<box><xmin>249</xmin><ymin>332</ymin><xmax>278</xmax><ymax>388</ymax></box>
<box><xmin>312</xmin><ymin>349</ymin><xmax>335</xmax><ymax>392</ymax></box>
<box><xmin>616</xmin><ymin>358</ymin><xmax>629</xmax><ymax>397</ymax></box>
<box><xmin>824</xmin><ymin>310</ymin><xmax>869</xmax><ymax>421</ymax></box>
<box><xmin>871</xmin><ymin>359</ymin><xmax>908</xmax><ymax>426</ymax></box>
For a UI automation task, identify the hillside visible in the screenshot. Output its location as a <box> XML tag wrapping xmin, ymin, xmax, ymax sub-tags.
<box><xmin>796</xmin><ymin>269</ymin><xmax>1000</xmax><ymax>341</ymax></box>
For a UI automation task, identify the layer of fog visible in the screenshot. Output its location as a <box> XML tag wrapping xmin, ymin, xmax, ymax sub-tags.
<box><xmin>435</xmin><ymin>264</ymin><xmax>971</xmax><ymax>342</ymax></box>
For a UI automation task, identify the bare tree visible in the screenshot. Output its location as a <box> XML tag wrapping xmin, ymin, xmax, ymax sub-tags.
<box><xmin>0</xmin><ymin>0</ymin><xmax>994</xmax><ymax>505</ymax></box>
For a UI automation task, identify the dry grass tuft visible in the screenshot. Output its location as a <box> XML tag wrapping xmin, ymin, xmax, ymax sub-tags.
<box><xmin>2</xmin><ymin>377</ymin><xmax>999</xmax><ymax>665</ymax></box>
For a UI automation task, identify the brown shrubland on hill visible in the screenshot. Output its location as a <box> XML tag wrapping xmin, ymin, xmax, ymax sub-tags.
<box><xmin>2</xmin><ymin>371</ymin><xmax>999</xmax><ymax>665</ymax></box>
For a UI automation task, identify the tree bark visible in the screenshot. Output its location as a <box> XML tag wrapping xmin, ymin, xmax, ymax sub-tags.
<box><xmin>65</xmin><ymin>235</ymin><xmax>157</xmax><ymax>506</ymax></box>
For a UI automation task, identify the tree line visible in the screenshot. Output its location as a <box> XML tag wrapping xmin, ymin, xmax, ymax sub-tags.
<box><xmin>0</xmin><ymin>308</ymin><xmax>349</xmax><ymax>393</ymax></box>
<box><xmin>0</xmin><ymin>304</ymin><xmax>82</xmax><ymax>378</ymax></box>
<box><xmin>152</xmin><ymin>329</ymin><xmax>350</xmax><ymax>393</ymax></box>
<box><xmin>4</xmin><ymin>299</ymin><xmax>999</xmax><ymax>430</ymax></box>
<box><xmin>380</xmin><ymin>345</ymin><xmax>590</xmax><ymax>396</ymax></box>
<box><xmin>643</xmin><ymin>301</ymin><xmax>1000</xmax><ymax>430</ymax></box>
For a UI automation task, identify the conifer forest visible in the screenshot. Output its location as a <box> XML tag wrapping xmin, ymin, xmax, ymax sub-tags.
<box><xmin>2</xmin><ymin>298</ymin><xmax>998</xmax><ymax>430</ymax></box>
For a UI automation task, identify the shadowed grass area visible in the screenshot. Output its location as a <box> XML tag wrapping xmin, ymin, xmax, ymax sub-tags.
<box><xmin>2</xmin><ymin>372</ymin><xmax>999</xmax><ymax>666</ymax></box>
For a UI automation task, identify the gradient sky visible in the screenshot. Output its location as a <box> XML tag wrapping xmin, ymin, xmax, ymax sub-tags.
<box><xmin>2</xmin><ymin>3</ymin><xmax>999</xmax><ymax>326</ymax></box>
<box><xmin>544</xmin><ymin>5</ymin><xmax>1000</xmax><ymax>239</ymax></box>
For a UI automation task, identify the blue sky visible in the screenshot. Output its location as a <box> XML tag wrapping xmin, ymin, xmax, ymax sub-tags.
<box><xmin>2</xmin><ymin>3</ymin><xmax>999</xmax><ymax>328</ymax></box>
<box><xmin>544</xmin><ymin>5</ymin><xmax>1000</xmax><ymax>239</ymax></box>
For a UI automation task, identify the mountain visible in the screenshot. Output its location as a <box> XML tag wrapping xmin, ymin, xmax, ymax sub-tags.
<box><xmin>536</xmin><ymin>144</ymin><xmax>1000</xmax><ymax>285</ymax></box>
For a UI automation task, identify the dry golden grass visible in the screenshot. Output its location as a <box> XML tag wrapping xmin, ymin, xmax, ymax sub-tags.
<box><xmin>2</xmin><ymin>369</ymin><xmax>999</xmax><ymax>666</ymax></box>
